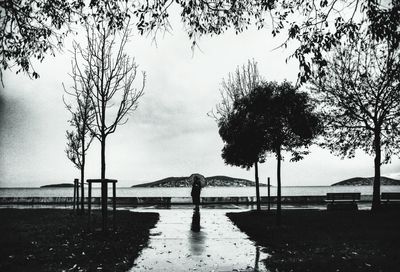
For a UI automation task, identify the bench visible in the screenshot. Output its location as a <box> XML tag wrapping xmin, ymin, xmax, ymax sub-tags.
<box><xmin>381</xmin><ymin>192</ymin><xmax>400</xmax><ymax>202</ymax></box>
<box><xmin>381</xmin><ymin>192</ymin><xmax>400</xmax><ymax>209</ymax></box>
<box><xmin>326</xmin><ymin>192</ymin><xmax>361</xmax><ymax>211</ymax></box>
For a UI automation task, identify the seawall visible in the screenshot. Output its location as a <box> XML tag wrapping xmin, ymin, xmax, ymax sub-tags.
<box><xmin>0</xmin><ymin>195</ymin><xmax>373</xmax><ymax>206</ymax></box>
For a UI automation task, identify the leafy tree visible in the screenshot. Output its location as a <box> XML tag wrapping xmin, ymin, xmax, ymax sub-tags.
<box><xmin>218</xmin><ymin>80</ymin><xmax>320</xmax><ymax>221</ymax></box>
<box><xmin>253</xmin><ymin>82</ymin><xmax>321</xmax><ymax>224</ymax></box>
<box><xmin>310</xmin><ymin>32</ymin><xmax>400</xmax><ymax>210</ymax></box>
<box><xmin>218</xmin><ymin>96</ymin><xmax>266</xmax><ymax>211</ymax></box>
<box><xmin>214</xmin><ymin>60</ymin><xmax>264</xmax><ymax>210</ymax></box>
<box><xmin>63</xmin><ymin>52</ymin><xmax>96</xmax><ymax>213</ymax></box>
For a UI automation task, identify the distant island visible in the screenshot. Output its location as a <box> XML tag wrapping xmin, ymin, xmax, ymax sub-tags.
<box><xmin>331</xmin><ymin>176</ymin><xmax>400</xmax><ymax>186</ymax></box>
<box><xmin>132</xmin><ymin>175</ymin><xmax>267</xmax><ymax>188</ymax></box>
<box><xmin>40</xmin><ymin>183</ymin><xmax>74</xmax><ymax>188</ymax></box>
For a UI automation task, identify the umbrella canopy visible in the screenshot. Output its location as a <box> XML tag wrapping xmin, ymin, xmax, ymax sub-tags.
<box><xmin>189</xmin><ymin>173</ymin><xmax>206</xmax><ymax>187</ymax></box>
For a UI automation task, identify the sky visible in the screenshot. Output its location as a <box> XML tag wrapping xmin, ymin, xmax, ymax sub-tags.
<box><xmin>1</xmin><ymin>10</ymin><xmax>400</xmax><ymax>188</ymax></box>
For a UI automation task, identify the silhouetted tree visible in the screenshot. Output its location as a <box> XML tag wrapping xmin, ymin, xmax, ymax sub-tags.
<box><xmin>252</xmin><ymin>82</ymin><xmax>321</xmax><ymax>225</ymax></box>
<box><xmin>218</xmin><ymin>98</ymin><xmax>266</xmax><ymax>211</ymax></box>
<box><xmin>310</xmin><ymin>32</ymin><xmax>400</xmax><ymax>211</ymax></box>
<box><xmin>218</xmin><ymin>81</ymin><xmax>320</xmax><ymax>219</ymax></box>
<box><xmin>63</xmin><ymin>58</ymin><xmax>96</xmax><ymax>213</ymax></box>
<box><xmin>214</xmin><ymin>60</ymin><xmax>264</xmax><ymax>211</ymax></box>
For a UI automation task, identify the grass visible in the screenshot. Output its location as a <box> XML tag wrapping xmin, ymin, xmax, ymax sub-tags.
<box><xmin>227</xmin><ymin>209</ymin><xmax>400</xmax><ymax>272</ymax></box>
<box><xmin>0</xmin><ymin>208</ymin><xmax>159</xmax><ymax>272</ymax></box>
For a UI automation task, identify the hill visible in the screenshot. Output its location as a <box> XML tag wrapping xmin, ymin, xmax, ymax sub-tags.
<box><xmin>40</xmin><ymin>183</ymin><xmax>74</xmax><ymax>188</ymax></box>
<box><xmin>331</xmin><ymin>176</ymin><xmax>400</xmax><ymax>186</ymax></box>
<box><xmin>132</xmin><ymin>175</ymin><xmax>267</xmax><ymax>188</ymax></box>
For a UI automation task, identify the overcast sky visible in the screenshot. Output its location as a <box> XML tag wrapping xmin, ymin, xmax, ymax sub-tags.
<box><xmin>1</xmin><ymin>11</ymin><xmax>399</xmax><ymax>188</ymax></box>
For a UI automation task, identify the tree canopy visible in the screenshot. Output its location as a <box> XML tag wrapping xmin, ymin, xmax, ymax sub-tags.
<box><xmin>2</xmin><ymin>1</ymin><xmax>398</xmax><ymax>83</ymax></box>
<box><xmin>218</xmin><ymin>79</ymin><xmax>321</xmax><ymax>217</ymax></box>
<box><xmin>218</xmin><ymin>94</ymin><xmax>267</xmax><ymax>169</ymax></box>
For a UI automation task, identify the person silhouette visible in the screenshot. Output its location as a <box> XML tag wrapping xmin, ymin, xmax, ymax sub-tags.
<box><xmin>191</xmin><ymin>176</ymin><xmax>202</xmax><ymax>210</ymax></box>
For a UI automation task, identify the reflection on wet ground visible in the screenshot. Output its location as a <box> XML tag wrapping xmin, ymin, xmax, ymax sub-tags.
<box><xmin>129</xmin><ymin>205</ymin><xmax>270</xmax><ymax>272</ymax></box>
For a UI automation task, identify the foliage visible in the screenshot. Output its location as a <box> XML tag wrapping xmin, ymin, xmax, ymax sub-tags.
<box><xmin>0</xmin><ymin>0</ymin><xmax>130</xmax><ymax>82</ymax></box>
<box><xmin>218</xmin><ymin>97</ymin><xmax>266</xmax><ymax>169</ymax></box>
<box><xmin>246</xmin><ymin>81</ymin><xmax>321</xmax><ymax>160</ymax></box>
<box><xmin>216</xmin><ymin>60</ymin><xmax>265</xmax><ymax>168</ymax></box>
<box><xmin>0</xmin><ymin>0</ymin><xmax>82</xmax><ymax>81</ymax></box>
<box><xmin>220</xmin><ymin>80</ymin><xmax>321</xmax><ymax>222</ymax></box>
<box><xmin>3</xmin><ymin>1</ymin><xmax>398</xmax><ymax>84</ymax></box>
<box><xmin>132</xmin><ymin>0</ymin><xmax>400</xmax><ymax>83</ymax></box>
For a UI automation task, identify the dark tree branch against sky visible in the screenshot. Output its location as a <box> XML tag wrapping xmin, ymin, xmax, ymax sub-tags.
<box><xmin>0</xmin><ymin>0</ymin><xmax>82</xmax><ymax>82</ymax></box>
<box><xmin>310</xmin><ymin>32</ymin><xmax>400</xmax><ymax>210</ymax></box>
<box><xmin>74</xmin><ymin>21</ymin><xmax>145</xmax><ymax>180</ymax></box>
<box><xmin>1</xmin><ymin>1</ymin><xmax>398</xmax><ymax>84</ymax></box>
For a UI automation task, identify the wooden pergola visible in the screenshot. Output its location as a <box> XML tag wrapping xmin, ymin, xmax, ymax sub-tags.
<box><xmin>87</xmin><ymin>179</ymin><xmax>118</xmax><ymax>231</ymax></box>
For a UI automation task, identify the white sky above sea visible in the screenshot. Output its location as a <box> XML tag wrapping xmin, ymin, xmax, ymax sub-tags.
<box><xmin>1</xmin><ymin>9</ymin><xmax>399</xmax><ymax>188</ymax></box>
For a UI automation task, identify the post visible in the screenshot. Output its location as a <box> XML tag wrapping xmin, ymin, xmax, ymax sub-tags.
<box><xmin>101</xmin><ymin>179</ymin><xmax>108</xmax><ymax>232</ymax></box>
<box><xmin>76</xmin><ymin>179</ymin><xmax>80</xmax><ymax>212</ymax></box>
<box><xmin>73</xmin><ymin>179</ymin><xmax>77</xmax><ymax>211</ymax></box>
<box><xmin>267</xmin><ymin>177</ymin><xmax>271</xmax><ymax>211</ymax></box>
<box><xmin>88</xmin><ymin>181</ymin><xmax>92</xmax><ymax>227</ymax></box>
<box><xmin>254</xmin><ymin>162</ymin><xmax>261</xmax><ymax>211</ymax></box>
<box><xmin>113</xmin><ymin>181</ymin><xmax>116</xmax><ymax>230</ymax></box>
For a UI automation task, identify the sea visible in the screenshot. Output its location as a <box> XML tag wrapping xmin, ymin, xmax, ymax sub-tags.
<box><xmin>0</xmin><ymin>185</ymin><xmax>399</xmax><ymax>198</ymax></box>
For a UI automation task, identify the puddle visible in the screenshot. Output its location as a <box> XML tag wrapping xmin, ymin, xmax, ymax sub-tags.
<box><xmin>130</xmin><ymin>207</ymin><xmax>270</xmax><ymax>271</ymax></box>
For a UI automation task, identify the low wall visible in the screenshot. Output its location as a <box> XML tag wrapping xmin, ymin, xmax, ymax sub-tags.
<box><xmin>0</xmin><ymin>195</ymin><xmax>373</xmax><ymax>206</ymax></box>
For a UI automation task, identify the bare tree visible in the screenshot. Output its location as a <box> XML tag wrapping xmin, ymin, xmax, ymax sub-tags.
<box><xmin>213</xmin><ymin>59</ymin><xmax>262</xmax><ymax>119</ymax></box>
<box><xmin>311</xmin><ymin>33</ymin><xmax>400</xmax><ymax>211</ymax></box>
<box><xmin>63</xmin><ymin>61</ymin><xmax>95</xmax><ymax>213</ymax></box>
<box><xmin>72</xmin><ymin>21</ymin><xmax>145</xmax><ymax>229</ymax></box>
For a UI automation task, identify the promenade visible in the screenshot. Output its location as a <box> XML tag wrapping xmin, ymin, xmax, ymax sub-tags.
<box><xmin>130</xmin><ymin>206</ymin><xmax>269</xmax><ymax>272</ymax></box>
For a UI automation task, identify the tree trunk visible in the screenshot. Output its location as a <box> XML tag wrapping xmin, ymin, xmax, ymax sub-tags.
<box><xmin>101</xmin><ymin>133</ymin><xmax>107</xmax><ymax>231</ymax></box>
<box><xmin>80</xmin><ymin>137</ymin><xmax>85</xmax><ymax>213</ymax></box>
<box><xmin>372</xmin><ymin>129</ymin><xmax>381</xmax><ymax>211</ymax></box>
<box><xmin>101</xmin><ymin>134</ymin><xmax>106</xmax><ymax>180</ymax></box>
<box><xmin>276</xmin><ymin>146</ymin><xmax>282</xmax><ymax>226</ymax></box>
<box><xmin>254</xmin><ymin>161</ymin><xmax>261</xmax><ymax>211</ymax></box>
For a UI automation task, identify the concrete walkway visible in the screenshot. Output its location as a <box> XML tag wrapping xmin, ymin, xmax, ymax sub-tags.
<box><xmin>129</xmin><ymin>205</ymin><xmax>269</xmax><ymax>272</ymax></box>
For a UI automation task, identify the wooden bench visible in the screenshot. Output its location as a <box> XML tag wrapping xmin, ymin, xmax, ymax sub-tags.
<box><xmin>326</xmin><ymin>193</ymin><xmax>361</xmax><ymax>211</ymax></box>
<box><xmin>381</xmin><ymin>192</ymin><xmax>400</xmax><ymax>209</ymax></box>
<box><xmin>381</xmin><ymin>192</ymin><xmax>400</xmax><ymax>202</ymax></box>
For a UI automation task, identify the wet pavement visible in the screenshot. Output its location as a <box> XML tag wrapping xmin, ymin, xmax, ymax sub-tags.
<box><xmin>129</xmin><ymin>205</ymin><xmax>270</xmax><ymax>272</ymax></box>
